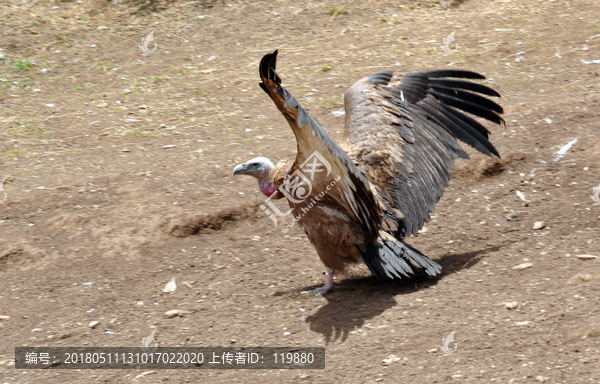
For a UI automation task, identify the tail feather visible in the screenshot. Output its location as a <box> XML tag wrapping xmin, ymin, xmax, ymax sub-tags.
<box><xmin>361</xmin><ymin>240</ymin><xmax>442</xmax><ymax>279</ymax></box>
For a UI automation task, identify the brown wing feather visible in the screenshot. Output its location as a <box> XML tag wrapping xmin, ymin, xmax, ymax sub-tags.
<box><xmin>343</xmin><ymin>70</ymin><xmax>504</xmax><ymax>238</ymax></box>
<box><xmin>259</xmin><ymin>50</ymin><xmax>381</xmax><ymax>241</ymax></box>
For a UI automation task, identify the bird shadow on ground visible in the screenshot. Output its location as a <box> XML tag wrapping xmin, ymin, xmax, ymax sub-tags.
<box><xmin>303</xmin><ymin>244</ymin><xmax>506</xmax><ymax>343</ymax></box>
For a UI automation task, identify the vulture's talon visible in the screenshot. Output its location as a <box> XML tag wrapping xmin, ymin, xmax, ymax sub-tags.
<box><xmin>300</xmin><ymin>286</ymin><xmax>332</xmax><ymax>296</ymax></box>
<box><xmin>300</xmin><ymin>270</ymin><xmax>335</xmax><ymax>295</ymax></box>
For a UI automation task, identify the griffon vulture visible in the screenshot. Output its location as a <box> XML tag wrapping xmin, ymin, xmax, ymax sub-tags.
<box><xmin>233</xmin><ymin>50</ymin><xmax>504</xmax><ymax>294</ymax></box>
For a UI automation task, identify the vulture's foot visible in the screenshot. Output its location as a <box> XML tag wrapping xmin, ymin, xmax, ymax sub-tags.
<box><xmin>301</xmin><ymin>269</ymin><xmax>334</xmax><ymax>296</ymax></box>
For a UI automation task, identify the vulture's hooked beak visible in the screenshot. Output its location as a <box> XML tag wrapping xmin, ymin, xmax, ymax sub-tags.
<box><xmin>233</xmin><ymin>163</ymin><xmax>248</xmax><ymax>176</ymax></box>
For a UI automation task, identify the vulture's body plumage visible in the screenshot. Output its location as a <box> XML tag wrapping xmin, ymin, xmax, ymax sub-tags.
<box><xmin>233</xmin><ymin>50</ymin><xmax>504</xmax><ymax>294</ymax></box>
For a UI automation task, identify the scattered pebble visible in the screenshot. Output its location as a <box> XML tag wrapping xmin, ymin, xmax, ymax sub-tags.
<box><xmin>515</xmin><ymin>321</ymin><xmax>530</xmax><ymax>326</ymax></box>
<box><xmin>123</xmin><ymin>88</ymin><xmax>132</xmax><ymax>94</ymax></box>
<box><xmin>516</xmin><ymin>190</ymin><xmax>526</xmax><ymax>201</ymax></box>
<box><xmin>89</xmin><ymin>321</ymin><xmax>100</xmax><ymax>329</ymax></box>
<box><xmin>533</xmin><ymin>221</ymin><xmax>546</xmax><ymax>230</ymax></box>
<box><xmin>44</xmin><ymin>103</ymin><xmax>55</xmax><ymax>108</ymax></box>
<box><xmin>382</xmin><ymin>354</ymin><xmax>401</xmax><ymax>364</ymax></box>
<box><xmin>105</xmin><ymin>330</ymin><xmax>115</xmax><ymax>334</ymax></box>
<box><xmin>576</xmin><ymin>254</ymin><xmax>597</xmax><ymax>260</ymax></box>
<box><xmin>0</xmin><ymin>315</ymin><xmax>10</xmax><ymax>320</ymax></box>
<box><xmin>504</xmin><ymin>301</ymin><xmax>518</xmax><ymax>310</ymax></box>
<box><xmin>283</xmin><ymin>331</ymin><xmax>291</xmax><ymax>336</ymax></box>
<box><xmin>164</xmin><ymin>310</ymin><xmax>187</xmax><ymax>318</ymax></box>
<box><xmin>513</xmin><ymin>262</ymin><xmax>533</xmax><ymax>270</ymax></box>
<box><xmin>162</xmin><ymin>145</ymin><xmax>176</xmax><ymax>149</ymax></box>
<box><xmin>31</xmin><ymin>328</ymin><xmax>43</xmax><ymax>333</ymax></box>
<box><xmin>331</xmin><ymin>109</ymin><xmax>345</xmax><ymax>117</ymax></box>
<box><xmin>163</xmin><ymin>278</ymin><xmax>177</xmax><ymax>293</ymax></box>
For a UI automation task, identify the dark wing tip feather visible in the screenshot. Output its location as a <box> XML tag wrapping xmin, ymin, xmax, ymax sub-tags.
<box><xmin>368</xmin><ymin>71</ymin><xmax>394</xmax><ymax>85</ymax></box>
<box><xmin>259</xmin><ymin>50</ymin><xmax>281</xmax><ymax>93</ymax></box>
<box><xmin>429</xmin><ymin>79</ymin><xmax>501</xmax><ymax>97</ymax></box>
<box><xmin>423</xmin><ymin>70</ymin><xmax>485</xmax><ymax>79</ymax></box>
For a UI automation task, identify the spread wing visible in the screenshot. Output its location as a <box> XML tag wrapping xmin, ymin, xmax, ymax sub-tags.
<box><xmin>343</xmin><ymin>70</ymin><xmax>504</xmax><ymax>238</ymax></box>
<box><xmin>258</xmin><ymin>50</ymin><xmax>382</xmax><ymax>240</ymax></box>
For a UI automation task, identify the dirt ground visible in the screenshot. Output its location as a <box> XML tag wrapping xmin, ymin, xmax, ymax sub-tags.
<box><xmin>1</xmin><ymin>0</ymin><xmax>599</xmax><ymax>382</ymax></box>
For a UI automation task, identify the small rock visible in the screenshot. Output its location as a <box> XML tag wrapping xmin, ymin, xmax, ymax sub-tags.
<box><xmin>283</xmin><ymin>331</ymin><xmax>291</xmax><ymax>336</ymax></box>
<box><xmin>97</xmin><ymin>26</ymin><xmax>109</xmax><ymax>30</ymax></box>
<box><xmin>0</xmin><ymin>315</ymin><xmax>10</xmax><ymax>320</ymax></box>
<box><xmin>164</xmin><ymin>310</ymin><xmax>187</xmax><ymax>318</ymax></box>
<box><xmin>512</xmin><ymin>262</ymin><xmax>533</xmax><ymax>270</ymax></box>
<box><xmin>576</xmin><ymin>254</ymin><xmax>597</xmax><ymax>260</ymax></box>
<box><xmin>515</xmin><ymin>321</ymin><xmax>530</xmax><ymax>326</ymax></box>
<box><xmin>382</xmin><ymin>354</ymin><xmax>401</xmax><ymax>364</ymax></box>
<box><xmin>163</xmin><ymin>278</ymin><xmax>177</xmax><ymax>293</ymax></box>
<box><xmin>536</xmin><ymin>376</ymin><xmax>548</xmax><ymax>382</ymax></box>
<box><xmin>516</xmin><ymin>190</ymin><xmax>526</xmax><ymax>201</ymax></box>
<box><xmin>123</xmin><ymin>88</ymin><xmax>132</xmax><ymax>94</ymax></box>
<box><xmin>504</xmin><ymin>301</ymin><xmax>518</xmax><ymax>310</ymax></box>
<box><xmin>89</xmin><ymin>321</ymin><xmax>100</xmax><ymax>329</ymax></box>
<box><xmin>162</xmin><ymin>145</ymin><xmax>176</xmax><ymax>149</ymax></box>
<box><xmin>31</xmin><ymin>328</ymin><xmax>43</xmax><ymax>333</ymax></box>
<box><xmin>533</xmin><ymin>221</ymin><xmax>546</xmax><ymax>230</ymax></box>
<box><xmin>137</xmin><ymin>301</ymin><xmax>144</xmax><ymax>306</ymax></box>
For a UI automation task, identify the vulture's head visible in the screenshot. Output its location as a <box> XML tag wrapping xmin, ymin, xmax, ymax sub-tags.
<box><xmin>233</xmin><ymin>157</ymin><xmax>277</xmax><ymax>197</ymax></box>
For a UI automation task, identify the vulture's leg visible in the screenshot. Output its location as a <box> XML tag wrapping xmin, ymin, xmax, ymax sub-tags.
<box><xmin>301</xmin><ymin>266</ymin><xmax>334</xmax><ymax>296</ymax></box>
